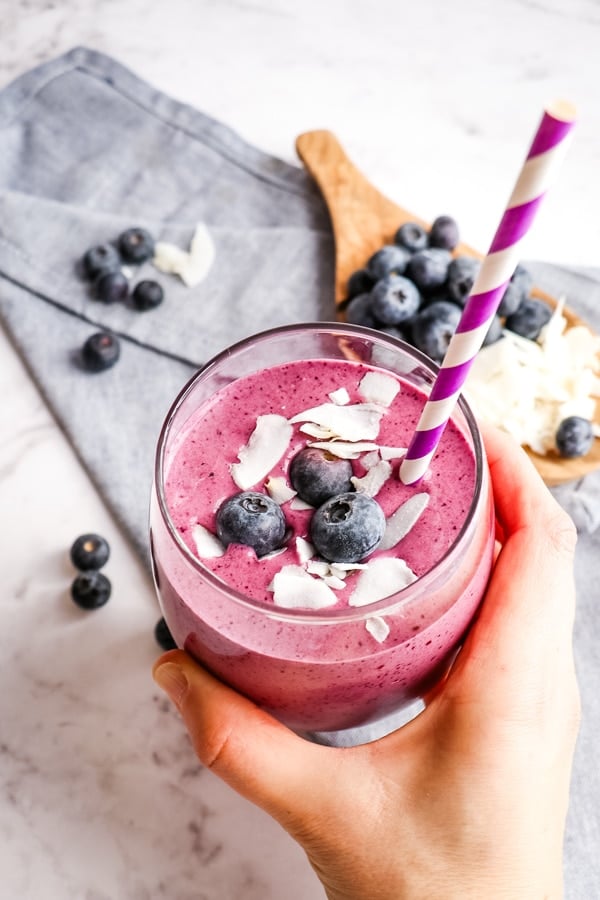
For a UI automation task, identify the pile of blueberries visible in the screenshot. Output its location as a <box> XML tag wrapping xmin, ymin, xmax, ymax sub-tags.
<box><xmin>79</xmin><ymin>227</ymin><xmax>162</xmax><ymax>373</ymax></box>
<box><xmin>343</xmin><ymin>215</ymin><xmax>594</xmax><ymax>459</ymax></box>
<box><xmin>69</xmin><ymin>530</ymin><xmax>177</xmax><ymax>651</ymax></box>
<box><xmin>216</xmin><ymin>447</ymin><xmax>385</xmax><ymax>563</ymax></box>
<box><xmin>343</xmin><ymin>214</ymin><xmax>553</xmax><ymax>361</ymax></box>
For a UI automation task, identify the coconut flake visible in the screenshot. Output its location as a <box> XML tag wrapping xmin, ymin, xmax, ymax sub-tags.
<box><xmin>153</xmin><ymin>223</ymin><xmax>215</xmax><ymax>287</ymax></box>
<box><xmin>290</xmin><ymin>403</ymin><xmax>384</xmax><ymax>442</ymax></box>
<box><xmin>308</xmin><ymin>440</ymin><xmax>379</xmax><ymax>459</ymax></box>
<box><xmin>349</xmin><ymin>557</ymin><xmax>417</xmax><ymax>607</ymax></box>
<box><xmin>379</xmin><ymin>446</ymin><xmax>408</xmax><ymax>461</ymax></box>
<box><xmin>296</xmin><ymin>536</ymin><xmax>315</xmax><ymax>564</ymax></box>
<box><xmin>358</xmin><ymin>371</ymin><xmax>401</xmax><ymax>407</ymax></box>
<box><xmin>265</xmin><ymin>476</ymin><xmax>297</xmax><ymax>505</ymax></box>
<box><xmin>289</xmin><ymin>496</ymin><xmax>314</xmax><ymax>510</ymax></box>
<box><xmin>270</xmin><ymin>565</ymin><xmax>338</xmax><ymax>609</ymax></box>
<box><xmin>329</xmin><ymin>387</ymin><xmax>351</xmax><ymax>405</ymax></box>
<box><xmin>365</xmin><ymin>616</ymin><xmax>390</xmax><ymax>642</ymax></box>
<box><xmin>324</xmin><ymin>575</ymin><xmax>347</xmax><ymax>590</ymax></box>
<box><xmin>191</xmin><ymin>523</ymin><xmax>225</xmax><ymax>558</ymax></box>
<box><xmin>230</xmin><ymin>414</ymin><xmax>292</xmax><ymax>489</ymax></box>
<box><xmin>306</xmin><ymin>560</ymin><xmax>331</xmax><ymax>577</ymax></box>
<box><xmin>351</xmin><ymin>459</ymin><xmax>392</xmax><ymax>498</ymax></box>
<box><xmin>379</xmin><ymin>493</ymin><xmax>430</xmax><ymax>551</ymax></box>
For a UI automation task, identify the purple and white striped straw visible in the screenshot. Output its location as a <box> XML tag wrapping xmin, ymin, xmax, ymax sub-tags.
<box><xmin>399</xmin><ymin>100</ymin><xmax>577</xmax><ymax>485</ymax></box>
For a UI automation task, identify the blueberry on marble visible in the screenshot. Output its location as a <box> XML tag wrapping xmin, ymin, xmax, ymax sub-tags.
<box><xmin>446</xmin><ymin>255</ymin><xmax>481</xmax><ymax>307</ymax></box>
<box><xmin>155</xmin><ymin>617</ymin><xmax>178</xmax><ymax>651</ymax></box>
<box><xmin>346</xmin><ymin>268</ymin><xmax>374</xmax><ymax>300</ymax></box>
<box><xmin>310</xmin><ymin>492</ymin><xmax>385</xmax><ymax>563</ymax></box>
<box><xmin>95</xmin><ymin>269</ymin><xmax>129</xmax><ymax>304</ymax></box>
<box><xmin>132</xmin><ymin>280</ymin><xmax>164</xmax><ymax>311</ymax></box>
<box><xmin>504</xmin><ymin>297</ymin><xmax>552</xmax><ymax>340</ymax></box>
<box><xmin>345</xmin><ymin>292</ymin><xmax>379</xmax><ymax>328</ymax></box>
<box><xmin>555</xmin><ymin>416</ymin><xmax>594</xmax><ymax>458</ymax></box>
<box><xmin>290</xmin><ymin>448</ymin><xmax>354</xmax><ymax>508</ymax></box>
<box><xmin>216</xmin><ymin>491</ymin><xmax>286</xmax><ymax>557</ymax></box>
<box><xmin>406</xmin><ymin>248</ymin><xmax>451</xmax><ymax>293</ymax></box>
<box><xmin>394</xmin><ymin>222</ymin><xmax>428</xmax><ymax>253</ymax></box>
<box><xmin>71</xmin><ymin>571</ymin><xmax>112</xmax><ymax>610</ymax></box>
<box><xmin>118</xmin><ymin>227</ymin><xmax>155</xmax><ymax>264</ymax></box>
<box><xmin>370</xmin><ymin>275</ymin><xmax>421</xmax><ymax>325</ymax></box>
<box><xmin>410</xmin><ymin>300</ymin><xmax>462</xmax><ymax>362</ymax></box>
<box><xmin>70</xmin><ymin>533</ymin><xmax>110</xmax><ymax>571</ymax></box>
<box><xmin>82</xmin><ymin>243</ymin><xmax>121</xmax><ymax>280</ymax></box>
<box><xmin>497</xmin><ymin>264</ymin><xmax>533</xmax><ymax>317</ymax></box>
<box><xmin>428</xmin><ymin>215</ymin><xmax>460</xmax><ymax>251</ymax></box>
<box><xmin>81</xmin><ymin>331</ymin><xmax>121</xmax><ymax>372</ymax></box>
<box><xmin>366</xmin><ymin>244</ymin><xmax>411</xmax><ymax>281</ymax></box>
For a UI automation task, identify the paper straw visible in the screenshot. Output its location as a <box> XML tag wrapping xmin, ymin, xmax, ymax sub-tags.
<box><xmin>399</xmin><ymin>100</ymin><xmax>577</xmax><ymax>485</ymax></box>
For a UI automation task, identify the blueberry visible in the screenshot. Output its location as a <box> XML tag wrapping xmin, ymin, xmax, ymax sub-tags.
<box><xmin>345</xmin><ymin>292</ymin><xmax>379</xmax><ymax>328</ymax></box>
<box><xmin>132</xmin><ymin>280</ymin><xmax>164</xmax><ymax>311</ymax></box>
<box><xmin>290</xmin><ymin>448</ymin><xmax>354</xmax><ymax>508</ymax></box>
<box><xmin>446</xmin><ymin>255</ymin><xmax>481</xmax><ymax>307</ymax></box>
<box><xmin>497</xmin><ymin>264</ymin><xmax>533</xmax><ymax>317</ymax></box>
<box><xmin>406</xmin><ymin>248</ymin><xmax>451</xmax><ymax>294</ymax></box>
<box><xmin>154</xmin><ymin>617</ymin><xmax>178</xmax><ymax>651</ymax></box>
<box><xmin>505</xmin><ymin>297</ymin><xmax>552</xmax><ymax>340</ymax></box>
<box><xmin>70</xmin><ymin>533</ymin><xmax>110</xmax><ymax>571</ymax></box>
<box><xmin>95</xmin><ymin>269</ymin><xmax>129</xmax><ymax>304</ymax></box>
<box><xmin>410</xmin><ymin>300</ymin><xmax>462</xmax><ymax>363</ymax></box>
<box><xmin>555</xmin><ymin>416</ymin><xmax>594</xmax><ymax>458</ymax></box>
<box><xmin>346</xmin><ymin>268</ymin><xmax>374</xmax><ymax>300</ymax></box>
<box><xmin>366</xmin><ymin>244</ymin><xmax>411</xmax><ymax>281</ymax></box>
<box><xmin>370</xmin><ymin>275</ymin><xmax>421</xmax><ymax>325</ymax></box>
<box><xmin>71</xmin><ymin>571</ymin><xmax>111</xmax><ymax>610</ymax></box>
<box><xmin>428</xmin><ymin>215</ymin><xmax>460</xmax><ymax>251</ymax></box>
<box><xmin>310</xmin><ymin>492</ymin><xmax>385</xmax><ymax>564</ymax></box>
<box><xmin>118</xmin><ymin>227</ymin><xmax>155</xmax><ymax>264</ymax></box>
<box><xmin>82</xmin><ymin>243</ymin><xmax>121</xmax><ymax>280</ymax></box>
<box><xmin>394</xmin><ymin>222</ymin><xmax>428</xmax><ymax>253</ymax></box>
<box><xmin>81</xmin><ymin>332</ymin><xmax>121</xmax><ymax>372</ymax></box>
<box><xmin>216</xmin><ymin>491</ymin><xmax>286</xmax><ymax>557</ymax></box>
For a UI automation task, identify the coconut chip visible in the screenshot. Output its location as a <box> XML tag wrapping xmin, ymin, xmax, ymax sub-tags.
<box><xmin>296</xmin><ymin>536</ymin><xmax>315</xmax><ymax>564</ymax></box>
<box><xmin>379</xmin><ymin>493</ymin><xmax>430</xmax><ymax>551</ymax></box>
<box><xmin>308</xmin><ymin>440</ymin><xmax>379</xmax><ymax>459</ymax></box>
<box><xmin>290</xmin><ymin>402</ymin><xmax>384</xmax><ymax>442</ymax></box>
<box><xmin>351</xmin><ymin>459</ymin><xmax>392</xmax><ymax>498</ymax></box>
<box><xmin>349</xmin><ymin>557</ymin><xmax>417</xmax><ymax>607</ymax></box>
<box><xmin>358</xmin><ymin>371</ymin><xmax>401</xmax><ymax>407</ymax></box>
<box><xmin>191</xmin><ymin>523</ymin><xmax>225</xmax><ymax>558</ymax></box>
<box><xmin>270</xmin><ymin>565</ymin><xmax>338</xmax><ymax>609</ymax></box>
<box><xmin>329</xmin><ymin>387</ymin><xmax>350</xmax><ymax>405</ymax></box>
<box><xmin>365</xmin><ymin>616</ymin><xmax>390</xmax><ymax>643</ymax></box>
<box><xmin>231</xmin><ymin>414</ymin><xmax>292</xmax><ymax>490</ymax></box>
<box><xmin>153</xmin><ymin>223</ymin><xmax>215</xmax><ymax>287</ymax></box>
<box><xmin>265</xmin><ymin>476</ymin><xmax>297</xmax><ymax>505</ymax></box>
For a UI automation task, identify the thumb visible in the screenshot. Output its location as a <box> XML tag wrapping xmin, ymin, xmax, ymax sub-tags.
<box><xmin>152</xmin><ymin>649</ymin><xmax>332</xmax><ymax>829</ymax></box>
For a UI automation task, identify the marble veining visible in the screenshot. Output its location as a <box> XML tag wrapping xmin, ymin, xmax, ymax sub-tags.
<box><xmin>1</xmin><ymin>2</ymin><xmax>599</xmax><ymax>898</ymax></box>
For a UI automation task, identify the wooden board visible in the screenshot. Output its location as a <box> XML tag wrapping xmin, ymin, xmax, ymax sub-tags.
<box><xmin>296</xmin><ymin>129</ymin><xmax>600</xmax><ymax>486</ymax></box>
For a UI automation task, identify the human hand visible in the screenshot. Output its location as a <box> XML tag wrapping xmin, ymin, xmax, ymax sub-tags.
<box><xmin>153</xmin><ymin>424</ymin><xmax>580</xmax><ymax>900</ymax></box>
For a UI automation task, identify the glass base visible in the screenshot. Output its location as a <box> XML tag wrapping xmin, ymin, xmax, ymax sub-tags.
<box><xmin>298</xmin><ymin>697</ymin><xmax>426</xmax><ymax>747</ymax></box>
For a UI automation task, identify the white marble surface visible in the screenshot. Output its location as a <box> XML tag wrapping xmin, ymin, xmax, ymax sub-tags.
<box><xmin>1</xmin><ymin>2</ymin><xmax>599</xmax><ymax>899</ymax></box>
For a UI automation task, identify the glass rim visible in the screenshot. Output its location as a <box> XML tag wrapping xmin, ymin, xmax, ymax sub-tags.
<box><xmin>153</xmin><ymin>322</ymin><xmax>487</xmax><ymax>624</ymax></box>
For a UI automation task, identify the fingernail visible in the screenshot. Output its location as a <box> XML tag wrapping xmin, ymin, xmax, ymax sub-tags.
<box><xmin>153</xmin><ymin>661</ymin><xmax>189</xmax><ymax>710</ymax></box>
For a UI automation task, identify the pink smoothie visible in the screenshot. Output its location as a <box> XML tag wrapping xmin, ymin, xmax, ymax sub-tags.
<box><xmin>151</xmin><ymin>350</ymin><xmax>495</xmax><ymax>734</ymax></box>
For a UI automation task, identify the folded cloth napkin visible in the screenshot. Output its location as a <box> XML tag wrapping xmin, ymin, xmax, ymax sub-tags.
<box><xmin>1</xmin><ymin>48</ymin><xmax>598</xmax><ymax>895</ymax></box>
<box><xmin>0</xmin><ymin>47</ymin><xmax>334</xmax><ymax>561</ymax></box>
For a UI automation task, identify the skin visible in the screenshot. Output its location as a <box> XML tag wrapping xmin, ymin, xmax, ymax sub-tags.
<box><xmin>153</xmin><ymin>424</ymin><xmax>580</xmax><ymax>899</ymax></box>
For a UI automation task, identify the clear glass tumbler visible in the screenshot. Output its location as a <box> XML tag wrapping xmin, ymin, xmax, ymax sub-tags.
<box><xmin>150</xmin><ymin>323</ymin><xmax>495</xmax><ymax>742</ymax></box>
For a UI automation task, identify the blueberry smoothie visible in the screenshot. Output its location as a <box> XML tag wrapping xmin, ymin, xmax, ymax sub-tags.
<box><xmin>150</xmin><ymin>325</ymin><xmax>495</xmax><ymax>735</ymax></box>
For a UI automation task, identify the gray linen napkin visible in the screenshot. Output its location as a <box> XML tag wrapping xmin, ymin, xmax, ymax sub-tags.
<box><xmin>0</xmin><ymin>47</ymin><xmax>598</xmax><ymax>898</ymax></box>
<box><xmin>0</xmin><ymin>47</ymin><xmax>334</xmax><ymax>561</ymax></box>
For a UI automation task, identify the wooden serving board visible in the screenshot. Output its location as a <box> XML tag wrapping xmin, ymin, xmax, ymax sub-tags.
<box><xmin>296</xmin><ymin>129</ymin><xmax>600</xmax><ymax>487</ymax></box>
